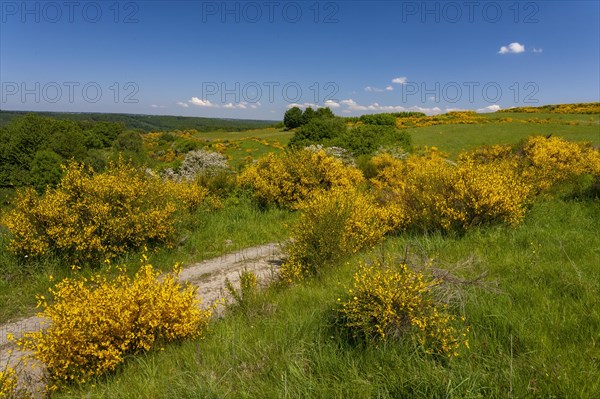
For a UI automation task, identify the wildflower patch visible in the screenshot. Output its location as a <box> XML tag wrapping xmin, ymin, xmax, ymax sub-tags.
<box><xmin>17</xmin><ymin>258</ymin><xmax>212</xmax><ymax>392</ymax></box>
<box><xmin>337</xmin><ymin>259</ymin><xmax>469</xmax><ymax>358</ymax></box>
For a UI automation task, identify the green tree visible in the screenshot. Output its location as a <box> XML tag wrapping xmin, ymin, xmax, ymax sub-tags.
<box><xmin>315</xmin><ymin>107</ymin><xmax>335</xmax><ymax>119</ymax></box>
<box><xmin>333</xmin><ymin>125</ymin><xmax>412</xmax><ymax>156</ymax></box>
<box><xmin>359</xmin><ymin>113</ymin><xmax>396</xmax><ymax>126</ymax></box>
<box><xmin>30</xmin><ymin>150</ymin><xmax>63</xmax><ymax>192</ymax></box>
<box><xmin>48</xmin><ymin>121</ymin><xmax>87</xmax><ymax>160</ymax></box>
<box><xmin>83</xmin><ymin>121</ymin><xmax>124</xmax><ymax>148</ymax></box>
<box><xmin>0</xmin><ymin>114</ymin><xmax>55</xmax><ymax>187</ymax></box>
<box><xmin>288</xmin><ymin>117</ymin><xmax>347</xmax><ymax>148</ymax></box>
<box><xmin>112</xmin><ymin>130</ymin><xmax>147</xmax><ymax>164</ymax></box>
<box><xmin>283</xmin><ymin>107</ymin><xmax>303</xmax><ymax>130</ymax></box>
<box><xmin>301</xmin><ymin>107</ymin><xmax>316</xmax><ymax>125</ymax></box>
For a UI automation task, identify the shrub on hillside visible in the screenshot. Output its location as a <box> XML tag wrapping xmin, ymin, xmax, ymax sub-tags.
<box><xmin>337</xmin><ymin>259</ymin><xmax>468</xmax><ymax>358</ymax></box>
<box><xmin>2</xmin><ymin>160</ymin><xmax>214</xmax><ymax>262</ymax></box>
<box><xmin>359</xmin><ymin>113</ymin><xmax>397</xmax><ymax>126</ymax></box>
<box><xmin>287</xmin><ymin>117</ymin><xmax>348</xmax><ymax>148</ymax></box>
<box><xmin>178</xmin><ymin>149</ymin><xmax>230</xmax><ymax>179</ymax></box>
<box><xmin>332</xmin><ymin>125</ymin><xmax>412</xmax><ymax>156</ymax></box>
<box><xmin>519</xmin><ymin>136</ymin><xmax>600</xmax><ymax>195</ymax></box>
<box><xmin>17</xmin><ymin>259</ymin><xmax>212</xmax><ymax>391</ymax></box>
<box><xmin>237</xmin><ymin>149</ymin><xmax>364</xmax><ymax>209</ymax></box>
<box><xmin>371</xmin><ymin>148</ymin><xmax>532</xmax><ymax>232</ymax></box>
<box><xmin>459</xmin><ymin>137</ymin><xmax>600</xmax><ymax>197</ymax></box>
<box><xmin>279</xmin><ymin>189</ymin><xmax>387</xmax><ymax>283</ymax></box>
<box><xmin>161</xmin><ymin>150</ymin><xmax>234</xmax><ymax>197</ymax></box>
<box><xmin>304</xmin><ymin>144</ymin><xmax>356</xmax><ymax>166</ymax></box>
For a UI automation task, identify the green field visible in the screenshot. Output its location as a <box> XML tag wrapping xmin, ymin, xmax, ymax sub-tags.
<box><xmin>411</xmin><ymin>113</ymin><xmax>600</xmax><ymax>158</ymax></box>
<box><xmin>54</xmin><ymin>199</ymin><xmax>600</xmax><ymax>398</ymax></box>
<box><xmin>143</xmin><ymin>112</ymin><xmax>599</xmax><ymax>170</ymax></box>
<box><xmin>1</xmin><ymin>108</ymin><xmax>599</xmax><ymax>398</ymax></box>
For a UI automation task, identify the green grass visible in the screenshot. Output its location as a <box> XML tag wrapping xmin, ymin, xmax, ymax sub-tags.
<box><xmin>410</xmin><ymin>112</ymin><xmax>600</xmax><ymax>158</ymax></box>
<box><xmin>143</xmin><ymin>127</ymin><xmax>292</xmax><ymax>170</ymax></box>
<box><xmin>3</xmin><ymin>110</ymin><xmax>600</xmax><ymax>397</ymax></box>
<box><xmin>195</xmin><ymin>127</ymin><xmax>292</xmax><ymax>143</ymax></box>
<box><xmin>198</xmin><ymin>128</ymin><xmax>292</xmax><ymax>167</ymax></box>
<box><xmin>53</xmin><ymin>198</ymin><xmax>600</xmax><ymax>398</ymax></box>
<box><xmin>0</xmin><ymin>197</ymin><xmax>295</xmax><ymax>323</ymax></box>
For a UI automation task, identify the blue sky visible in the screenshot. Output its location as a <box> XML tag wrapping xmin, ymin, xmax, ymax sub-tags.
<box><xmin>1</xmin><ymin>0</ymin><xmax>599</xmax><ymax>120</ymax></box>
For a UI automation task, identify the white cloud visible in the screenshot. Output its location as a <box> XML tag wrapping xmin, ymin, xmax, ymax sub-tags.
<box><xmin>498</xmin><ymin>42</ymin><xmax>525</xmax><ymax>54</ymax></box>
<box><xmin>476</xmin><ymin>104</ymin><xmax>501</xmax><ymax>113</ymax></box>
<box><xmin>189</xmin><ymin>97</ymin><xmax>216</xmax><ymax>107</ymax></box>
<box><xmin>340</xmin><ymin>99</ymin><xmax>367</xmax><ymax>111</ymax></box>
<box><xmin>366</xmin><ymin>85</ymin><xmax>394</xmax><ymax>93</ymax></box>
<box><xmin>150</xmin><ymin>104</ymin><xmax>166</xmax><ymax>108</ymax></box>
<box><xmin>339</xmin><ymin>98</ymin><xmax>442</xmax><ymax>115</ymax></box>
<box><xmin>224</xmin><ymin>102</ymin><xmax>248</xmax><ymax>109</ymax></box>
<box><xmin>186</xmin><ymin>97</ymin><xmax>251</xmax><ymax>109</ymax></box>
<box><xmin>287</xmin><ymin>102</ymin><xmax>320</xmax><ymax>109</ymax></box>
<box><xmin>287</xmin><ymin>101</ymin><xmax>340</xmax><ymax>109</ymax></box>
<box><xmin>412</xmin><ymin>106</ymin><xmax>443</xmax><ymax>114</ymax></box>
<box><xmin>392</xmin><ymin>77</ymin><xmax>407</xmax><ymax>84</ymax></box>
<box><xmin>532</xmin><ymin>47</ymin><xmax>543</xmax><ymax>53</ymax></box>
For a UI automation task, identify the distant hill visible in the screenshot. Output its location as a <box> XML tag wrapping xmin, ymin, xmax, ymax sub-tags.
<box><xmin>498</xmin><ymin>102</ymin><xmax>600</xmax><ymax>114</ymax></box>
<box><xmin>0</xmin><ymin>110</ymin><xmax>278</xmax><ymax>132</ymax></box>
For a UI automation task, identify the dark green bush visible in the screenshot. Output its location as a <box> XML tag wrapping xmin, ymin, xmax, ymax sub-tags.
<box><xmin>333</xmin><ymin>125</ymin><xmax>412</xmax><ymax>156</ymax></box>
<box><xmin>288</xmin><ymin>117</ymin><xmax>348</xmax><ymax>148</ymax></box>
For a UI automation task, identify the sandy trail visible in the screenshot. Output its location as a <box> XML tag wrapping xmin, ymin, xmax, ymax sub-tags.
<box><xmin>0</xmin><ymin>242</ymin><xmax>284</xmax><ymax>397</ymax></box>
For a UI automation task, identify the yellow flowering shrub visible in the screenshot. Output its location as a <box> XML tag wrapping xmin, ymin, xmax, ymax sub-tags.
<box><xmin>17</xmin><ymin>258</ymin><xmax>211</xmax><ymax>392</ymax></box>
<box><xmin>395</xmin><ymin>111</ymin><xmax>486</xmax><ymax>130</ymax></box>
<box><xmin>458</xmin><ymin>144</ymin><xmax>514</xmax><ymax>164</ymax></box>
<box><xmin>0</xmin><ymin>367</ymin><xmax>18</xmax><ymax>398</ymax></box>
<box><xmin>225</xmin><ymin>269</ymin><xmax>259</xmax><ymax>311</ymax></box>
<box><xmin>280</xmin><ymin>188</ymin><xmax>386</xmax><ymax>283</ymax></box>
<box><xmin>371</xmin><ymin>148</ymin><xmax>532</xmax><ymax>232</ymax></box>
<box><xmin>2</xmin><ymin>160</ymin><xmax>214</xmax><ymax>262</ymax></box>
<box><xmin>520</xmin><ymin>136</ymin><xmax>600</xmax><ymax>194</ymax></box>
<box><xmin>237</xmin><ymin>149</ymin><xmax>364</xmax><ymax>209</ymax></box>
<box><xmin>498</xmin><ymin>102</ymin><xmax>600</xmax><ymax>114</ymax></box>
<box><xmin>455</xmin><ymin>158</ymin><xmax>532</xmax><ymax>227</ymax></box>
<box><xmin>371</xmin><ymin>149</ymin><xmax>461</xmax><ymax>231</ymax></box>
<box><xmin>337</xmin><ymin>259</ymin><xmax>468</xmax><ymax>358</ymax></box>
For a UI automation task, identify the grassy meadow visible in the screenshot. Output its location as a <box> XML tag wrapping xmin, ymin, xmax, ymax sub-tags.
<box><xmin>54</xmin><ymin>199</ymin><xmax>600</xmax><ymax>399</ymax></box>
<box><xmin>140</xmin><ymin>111</ymin><xmax>599</xmax><ymax>169</ymax></box>
<box><xmin>1</xmin><ymin>106</ymin><xmax>599</xmax><ymax>398</ymax></box>
<box><xmin>411</xmin><ymin>112</ymin><xmax>599</xmax><ymax>158</ymax></box>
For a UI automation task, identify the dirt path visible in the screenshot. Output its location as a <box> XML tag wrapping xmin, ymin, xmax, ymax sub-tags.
<box><xmin>0</xmin><ymin>242</ymin><xmax>284</xmax><ymax>397</ymax></box>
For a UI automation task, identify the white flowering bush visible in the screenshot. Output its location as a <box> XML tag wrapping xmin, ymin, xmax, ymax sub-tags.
<box><xmin>304</xmin><ymin>144</ymin><xmax>356</xmax><ymax>166</ymax></box>
<box><xmin>163</xmin><ymin>150</ymin><xmax>230</xmax><ymax>182</ymax></box>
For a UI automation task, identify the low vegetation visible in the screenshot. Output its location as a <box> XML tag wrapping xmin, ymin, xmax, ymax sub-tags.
<box><xmin>0</xmin><ymin>104</ymin><xmax>599</xmax><ymax>398</ymax></box>
<box><xmin>16</xmin><ymin>258</ymin><xmax>212</xmax><ymax>392</ymax></box>
<box><xmin>2</xmin><ymin>160</ymin><xmax>218</xmax><ymax>263</ymax></box>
